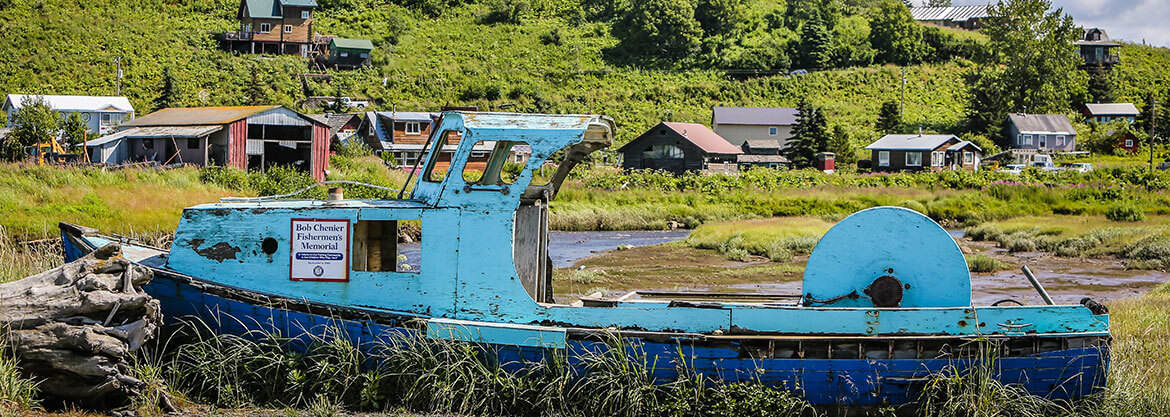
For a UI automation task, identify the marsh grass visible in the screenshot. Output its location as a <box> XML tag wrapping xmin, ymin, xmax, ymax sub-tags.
<box><xmin>0</xmin><ymin>333</ymin><xmax>40</xmax><ymax>412</ymax></box>
<box><xmin>687</xmin><ymin>218</ymin><xmax>830</xmax><ymax>262</ymax></box>
<box><xmin>0</xmin><ymin>230</ymin><xmax>62</xmax><ymax>284</ymax></box>
<box><xmin>965</xmin><ymin>254</ymin><xmax>1010</xmax><ymax>273</ymax></box>
<box><xmin>965</xmin><ymin>217</ymin><xmax>1170</xmax><ymax>268</ymax></box>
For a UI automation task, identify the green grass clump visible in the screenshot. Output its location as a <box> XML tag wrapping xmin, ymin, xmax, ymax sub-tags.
<box><xmin>0</xmin><ymin>335</ymin><xmax>40</xmax><ymax>412</ymax></box>
<box><xmin>1123</xmin><ymin>235</ymin><xmax>1170</xmax><ymax>270</ymax></box>
<box><xmin>966</xmin><ymin>254</ymin><xmax>1008</xmax><ymax>273</ymax></box>
<box><xmin>1107</xmin><ymin>203</ymin><xmax>1147</xmax><ymax>222</ymax></box>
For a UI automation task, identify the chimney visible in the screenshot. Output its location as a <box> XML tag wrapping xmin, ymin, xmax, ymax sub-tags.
<box><xmin>918</xmin><ymin>126</ymin><xmax>923</xmax><ymax>137</ymax></box>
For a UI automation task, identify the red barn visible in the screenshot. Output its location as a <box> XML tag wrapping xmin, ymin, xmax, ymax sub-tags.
<box><xmin>115</xmin><ymin>105</ymin><xmax>331</xmax><ymax>180</ymax></box>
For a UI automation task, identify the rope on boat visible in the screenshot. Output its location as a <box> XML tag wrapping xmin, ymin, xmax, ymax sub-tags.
<box><xmin>218</xmin><ymin>180</ymin><xmax>400</xmax><ymax>203</ymax></box>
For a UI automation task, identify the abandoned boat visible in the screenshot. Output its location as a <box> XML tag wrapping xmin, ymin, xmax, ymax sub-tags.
<box><xmin>61</xmin><ymin>112</ymin><xmax>1109</xmax><ymax>406</ymax></box>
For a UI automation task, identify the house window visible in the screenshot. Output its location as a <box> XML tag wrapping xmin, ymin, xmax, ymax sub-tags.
<box><xmin>932</xmin><ymin>151</ymin><xmax>945</xmax><ymax>167</ymax></box>
<box><xmin>769</xmin><ymin>127</ymin><xmax>778</xmax><ymax>136</ymax></box>
<box><xmin>963</xmin><ymin>152</ymin><xmax>973</xmax><ymax>165</ymax></box>
<box><xmin>100</xmin><ymin>113</ymin><xmax>120</xmax><ymax>126</ymax></box>
<box><xmin>878</xmin><ymin>151</ymin><xmax>890</xmax><ymax>167</ymax></box>
<box><xmin>301</xmin><ymin>10</ymin><xmax>310</xmax><ymax>19</ymax></box>
<box><xmin>360</xmin><ymin>53</ymin><xmax>369</xmax><ymax>58</ymax></box>
<box><xmin>1125</xmin><ymin>139</ymin><xmax>1134</xmax><ymax>148</ymax></box>
<box><xmin>284</xmin><ymin>25</ymin><xmax>292</xmax><ymax>33</ymax></box>
<box><xmin>906</xmin><ymin>152</ymin><xmax>922</xmax><ymax>167</ymax></box>
<box><xmin>404</xmin><ymin>122</ymin><xmax>421</xmax><ymax>135</ymax></box>
<box><xmin>259</xmin><ymin>23</ymin><xmax>271</xmax><ymax>32</ymax></box>
<box><xmin>643</xmin><ymin>144</ymin><xmax>684</xmax><ymax>159</ymax></box>
<box><xmin>1021</xmin><ymin>135</ymin><xmax>1033</xmax><ymax>145</ymax></box>
<box><xmin>187</xmin><ymin>139</ymin><xmax>199</xmax><ymax>149</ymax></box>
<box><xmin>340</xmin><ymin>52</ymin><xmax>349</xmax><ymax>58</ymax></box>
<box><xmin>1055</xmin><ymin>135</ymin><xmax>1065</xmax><ymax>147</ymax></box>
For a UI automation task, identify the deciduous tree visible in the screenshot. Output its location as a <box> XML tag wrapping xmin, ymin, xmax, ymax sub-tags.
<box><xmin>869</xmin><ymin>0</ymin><xmax>928</xmax><ymax>65</ymax></box>
<box><xmin>613</xmin><ymin>0</ymin><xmax>704</xmax><ymax>63</ymax></box>
<box><xmin>3</xmin><ymin>96</ymin><xmax>60</xmax><ymax>161</ymax></box>
<box><xmin>964</xmin><ymin>0</ymin><xmax>1086</xmax><ymax>145</ymax></box>
<box><xmin>60</xmin><ymin>111</ymin><xmax>88</xmax><ymax>147</ymax></box>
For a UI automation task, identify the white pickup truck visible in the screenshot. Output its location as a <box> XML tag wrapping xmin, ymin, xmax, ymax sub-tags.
<box><xmin>325</xmin><ymin>97</ymin><xmax>369</xmax><ymax>109</ymax></box>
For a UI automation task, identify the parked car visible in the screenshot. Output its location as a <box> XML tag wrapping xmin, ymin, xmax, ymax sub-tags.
<box><xmin>998</xmin><ymin>164</ymin><xmax>1025</xmax><ymax>174</ymax></box>
<box><xmin>1063</xmin><ymin>163</ymin><xmax>1093</xmax><ymax>173</ymax></box>
<box><xmin>1030</xmin><ymin>161</ymin><xmax>1062</xmax><ymax>171</ymax></box>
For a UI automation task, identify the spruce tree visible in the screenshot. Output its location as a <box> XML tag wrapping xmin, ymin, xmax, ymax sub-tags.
<box><xmin>156</xmin><ymin>67</ymin><xmax>181</xmax><ymax>110</ymax></box>
<box><xmin>876</xmin><ymin>100</ymin><xmax>901</xmax><ymax>133</ymax></box>
<box><xmin>783</xmin><ymin>100</ymin><xmax>830</xmax><ymax>168</ymax></box>
<box><xmin>798</xmin><ymin>15</ymin><xmax>832</xmax><ymax>70</ymax></box>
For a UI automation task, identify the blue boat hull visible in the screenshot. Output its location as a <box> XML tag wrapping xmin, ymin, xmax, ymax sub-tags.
<box><xmin>61</xmin><ymin>234</ymin><xmax>1108</xmax><ymax>407</ymax></box>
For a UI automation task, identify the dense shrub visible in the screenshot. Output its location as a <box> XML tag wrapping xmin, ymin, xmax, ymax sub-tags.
<box><xmin>966</xmin><ymin>254</ymin><xmax>1007</xmax><ymax>273</ymax></box>
<box><xmin>1106</xmin><ymin>203</ymin><xmax>1146</xmax><ymax>222</ymax></box>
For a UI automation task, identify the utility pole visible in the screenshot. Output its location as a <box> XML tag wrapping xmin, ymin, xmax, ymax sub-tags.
<box><xmin>1152</xmin><ymin>99</ymin><xmax>1159</xmax><ymax>172</ymax></box>
<box><xmin>900</xmin><ymin>69</ymin><xmax>906</xmax><ymax>121</ymax></box>
<box><xmin>115</xmin><ymin>57</ymin><xmax>123</xmax><ymax>96</ymax></box>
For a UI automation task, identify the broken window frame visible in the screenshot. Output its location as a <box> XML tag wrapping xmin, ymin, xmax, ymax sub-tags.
<box><xmin>462</xmin><ymin>140</ymin><xmax>528</xmax><ymax>188</ymax></box>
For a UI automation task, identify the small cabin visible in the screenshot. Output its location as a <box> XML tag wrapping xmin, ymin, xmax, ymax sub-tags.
<box><xmin>619</xmin><ymin>122</ymin><xmax>741</xmax><ymax>174</ymax></box>
<box><xmin>1007</xmin><ymin>113</ymin><xmax>1077</xmax><ymax>152</ymax></box>
<box><xmin>866</xmin><ymin>134</ymin><xmax>982</xmax><ymax>172</ymax></box>
<box><xmin>328</xmin><ymin>38</ymin><xmax>374</xmax><ymax>68</ymax></box>
<box><xmin>1075</xmin><ymin>28</ymin><xmax>1120</xmax><ymax>68</ymax></box>
<box><xmin>1083</xmin><ymin>103</ymin><xmax>1138</xmax><ymax>124</ymax></box>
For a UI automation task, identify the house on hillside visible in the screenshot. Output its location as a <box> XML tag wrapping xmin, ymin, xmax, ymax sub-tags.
<box><xmin>3</xmin><ymin>94</ymin><xmax>135</xmax><ymax>136</ymax></box>
<box><xmin>310</xmin><ymin>112</ymin><xmax>363</xmax><ymax>145</ymax></box>
<box><xmin>1083</xmin><ymin>103</ymin><xmax>1138</xmax><ymax>124</ymax></box>
<box><xmin>619</xmin><ymin>122</ymin><xmax>741</xmax><ymax>174</ymax></box>
<box><xmin>865</xmin><ymin>133</ymin><xmax>982</xmax><ymax>172</ymax></box>
<box><xmin>357</xmin><ymin>110</ymin><xmax>505</xmax><ymax>172</ymax></box>
<box><xmin>328</xmin><ymin>38</ymin><xmax>375</xmax><ymax>68</ymax></box>
<box><xmin>1006</xmin><ymin>113</ymin><xmax>1077</xmax><ymax>152</ymax></box>
<box><xmin>87</xmin><ymin>105</ymin><xmax>331</xmax><ymax>180</ymax></box>
<box><xmin>711</xmin><ymin>106</ymin><xmax>799</xmax><ymax>150</ymax></box>
<box><xmin>1075</xmin><ymin>28</ymin><xmax>1120</xmax><ymax>68</ymax></box>
<box><xmin>910</xmin><ymin>5</ymin><xmax>991</xmax><ymax>30</ymax></box>
<box><xmin>221</xmin><ymin>0</ymin><xmax>322</xmax><ymax>56</ymax></box>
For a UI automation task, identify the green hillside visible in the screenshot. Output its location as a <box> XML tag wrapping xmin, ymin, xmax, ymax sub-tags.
<box><xmin>1</xmin><ymin>0</ymin><xmax>1168</xmax><ymax>148</ymax></box>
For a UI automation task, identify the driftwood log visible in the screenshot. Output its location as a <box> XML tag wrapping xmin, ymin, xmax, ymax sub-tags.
<box><xmin>0</xmin><ymin>244</ymin><xmax>163</xmax><ymax>403</ymax></box>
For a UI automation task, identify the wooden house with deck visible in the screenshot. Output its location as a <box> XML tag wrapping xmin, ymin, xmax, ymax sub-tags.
<box><xmin>358</xmin><ymin>110</ymin><xmax>499</xmax><ymax>172</ymax></box>
<box><xmin>222</xmin><ymin>0</ymin><xmax>323</xmax><ymax>56</ymax></box>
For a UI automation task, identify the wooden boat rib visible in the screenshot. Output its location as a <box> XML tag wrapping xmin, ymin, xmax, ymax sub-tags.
<box><xmin>61</xmin><ymin>112</ymin><xmax>1109</xmax><ymax>407</ymax></box>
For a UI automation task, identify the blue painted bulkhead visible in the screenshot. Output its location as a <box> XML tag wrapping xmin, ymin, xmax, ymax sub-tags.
<box><xmin>59</xmin><ymin>112</ymin><xmax>1110</xmax><ymax>406</ymax></box>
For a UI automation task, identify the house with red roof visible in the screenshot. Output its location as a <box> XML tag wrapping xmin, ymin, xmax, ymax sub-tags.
<box><xmin>618</xmin><ymin>122</ymin><xmax>742</xmax><ymax>174</ymax></box>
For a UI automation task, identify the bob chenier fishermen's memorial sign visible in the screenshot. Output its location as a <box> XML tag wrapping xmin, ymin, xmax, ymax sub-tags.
<box><xmin>290</xmin><ymin>218</ymin><xmax>350</xmax><ymax>281</ymax></box>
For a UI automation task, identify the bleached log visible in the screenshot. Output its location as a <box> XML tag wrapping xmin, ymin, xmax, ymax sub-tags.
<box><xmin>0</xmin><ymin>244</ymin><xmax>162</xmax><ymax>402</ymax></box>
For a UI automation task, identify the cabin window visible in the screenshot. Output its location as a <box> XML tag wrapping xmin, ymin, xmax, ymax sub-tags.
<box><xmin>878</xmin><ymin>151</ymin><xmax>889</xmax><ymax>166</ymax></box>
<box><xmin>260</xmin><ymin>23</ymin><xmax>271</xmax><ymax>32</ymax></box>
<box><xmin>1126</xmin><ymin>139</ymin><xmax>1134</xmax><ymax>148</ymax></box>
<box><xmin>187</xmin><ymin>139</ymin><xmax>199</xmax><ymax>149</ymax></box>
<box><xmin>360</xmin><ymin>53</ymin><xmax>369</xmax><ymax>59</ymax></box>
<box><xmin>463</xmin><ymin>141</ymin><xmax>528</xmax><ymax>186</ymax></box>
<box><xmin>769</xmin><ymin>127</ymin><xmax>778</xmax><ymax>136</ymax></box>
<box><xmin>340</xmin><ymin>52</ymin><xmax>348</xmax><ymax>58</ymax></box>
<box><xmin>963</xmin><ymin>151</ymin><xmax>974</xmax><ymax>165</ymax></box>
<box><xmin>301</xmin><ymin>10</ymin><xmax>310</xmax><ymax>18</ymax></box>
<box><xmin>643</xmin><ymin>144</ymin><xmax>684</xmax><ymax>159</ymax></box>
<box><xmin>101</xmin><ymin>113</ymin><xmax>119</xmax><ymax>126</ymax></box>
<box><xmin>352</xmin><ymin>220</ymin><xmax>419</xmax><ymax>273</ymax></box>
<box><xmin>405</xmin><ymin>122</ymin><xmax>421</xmax><ymax>135</ymax></box>
<box><xmin>284</xmin><ymin>25</ymin><xmax>293</xmax><ymax>33</ymax></box>
<box><xmin>905</xmin><ymin>152</ymin><xmax>922</xmax><ymax>167</ymax></box>
<box><xmin>931</xmin><ymin>151</ymin><xmax>944</xmax><ymax>167</ymax></box>
<box><xmin>1056</xmin><ymin>135</ymin><xmax>1065</xmax><ymax>146</ymax></box>
<box><xmin>1022</xmin><ymin>135</ymin><xmax>1033</xmax><ymax>145</ymax></box>
<box><xmin>422</xmin><ymin>131</ymin><xmax>454</xmax><ymax>182</ymax></box>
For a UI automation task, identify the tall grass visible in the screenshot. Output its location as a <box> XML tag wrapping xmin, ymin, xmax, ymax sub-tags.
<box><xmin>686</xmin><ymin>218</ymin><xmax>831</xmax><ymax>261</ymax></box>
<box><xmin>964</xmin><ymin>218</ymin><xmax>1170</xmax><ymax>269</ymax></box>
<box><xmin>0</xmin><ymin>333</ymin><xmax>40</xmax><ymax>412</ymax></box>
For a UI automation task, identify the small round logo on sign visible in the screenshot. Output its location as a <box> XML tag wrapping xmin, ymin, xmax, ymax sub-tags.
<box><xmin>313</xmin><ymin>265</ymin><xmax>324</xmax><ymax>277</ymax></box>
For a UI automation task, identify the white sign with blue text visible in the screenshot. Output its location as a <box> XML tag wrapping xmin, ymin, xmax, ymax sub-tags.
<box><xmin>290</xmin><ymin>218</ymin><xmax>350</xmax><ymax>282</ymax></box>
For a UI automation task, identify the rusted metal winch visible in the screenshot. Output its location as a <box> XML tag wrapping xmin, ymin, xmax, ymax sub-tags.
<box><xmin>801</xmin><ymin>206</ymin><xmax>972</xmax><ymax>308</ymax></box>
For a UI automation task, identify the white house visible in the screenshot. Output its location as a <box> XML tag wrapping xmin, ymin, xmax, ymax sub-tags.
<box><xmin>3</xmin><ymin>94</ymin><xmax>136</xmax><ymax>136</ymax></box>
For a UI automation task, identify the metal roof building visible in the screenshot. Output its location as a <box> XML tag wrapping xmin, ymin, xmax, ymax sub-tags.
<box><xmin>865</xmin><ymin>134</ymin><xmax>961</xmax><ymax>151</ymax></box>
<box><xmin>910</xmin><ymin>5</ymin><xmax>991</xmax><ymax>30</ymax></box>
<box><xmin>1007</xmin><ymin>114</ymin><xmax>1077</xmax><ymax>135</ymax></box>
<box><xmin>1084</xmin><ymin>103</ymin><xmax>1138</xmax><ymax>117</ymax></box>
<box><xmin>712</xmin><ymin>107</ymin><xmax>799</xmax><ymax>126</ymax></box>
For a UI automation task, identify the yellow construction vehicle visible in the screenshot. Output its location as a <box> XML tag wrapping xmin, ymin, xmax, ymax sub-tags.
<box><xmin>25</xmin><ymin>139</ymin><xmax>78</xmax><ymax>165</ymax></box>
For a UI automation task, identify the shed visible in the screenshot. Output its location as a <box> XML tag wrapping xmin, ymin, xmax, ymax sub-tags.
<box><xmin>85</xmin><ymin>125</ymin><xmax>222</xmax><ymax>165</ymax></box>
<box><xmin>329</xmin><ymin>38</ymin><xmax>374</xmax><ymax>68</ymax></box>
<box><xmin>741</xmin><ymin>139</ymin><xmax>783</xmax><ymax>155</ymax></box>
<box><xmin>865</xmin><ymin>134</ymin><xmax>981</xmax><ymax>172</ymax></box>
<box><xmin>619</xmin><ymin>122</ymin><xmax>741</xmax><ymax>174</ymax></box>
<box><xmin>118</xmin><ymin>105</ymin><xmax>330</xmax><ymax>179</ymax></box>
<box><xmin>736</xmin><ymin>154</ymin><xmax>790</xmax><ymax>170</ymax></box>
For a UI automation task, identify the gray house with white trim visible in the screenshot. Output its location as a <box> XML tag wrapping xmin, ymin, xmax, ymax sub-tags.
<box><xmin>3</xmin><ymin>94</ymin><xmax>135</xmax><ymax>136</ymax></box>
<box><xmin>1006</xmin><ymin>113</ymin><xmax>1077</xmax><ymax>152</ymax></box>
<box><xmin>865</xmin><ymin>134</ymin><xmax>982</xmax><ymax>172</ymax></box>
